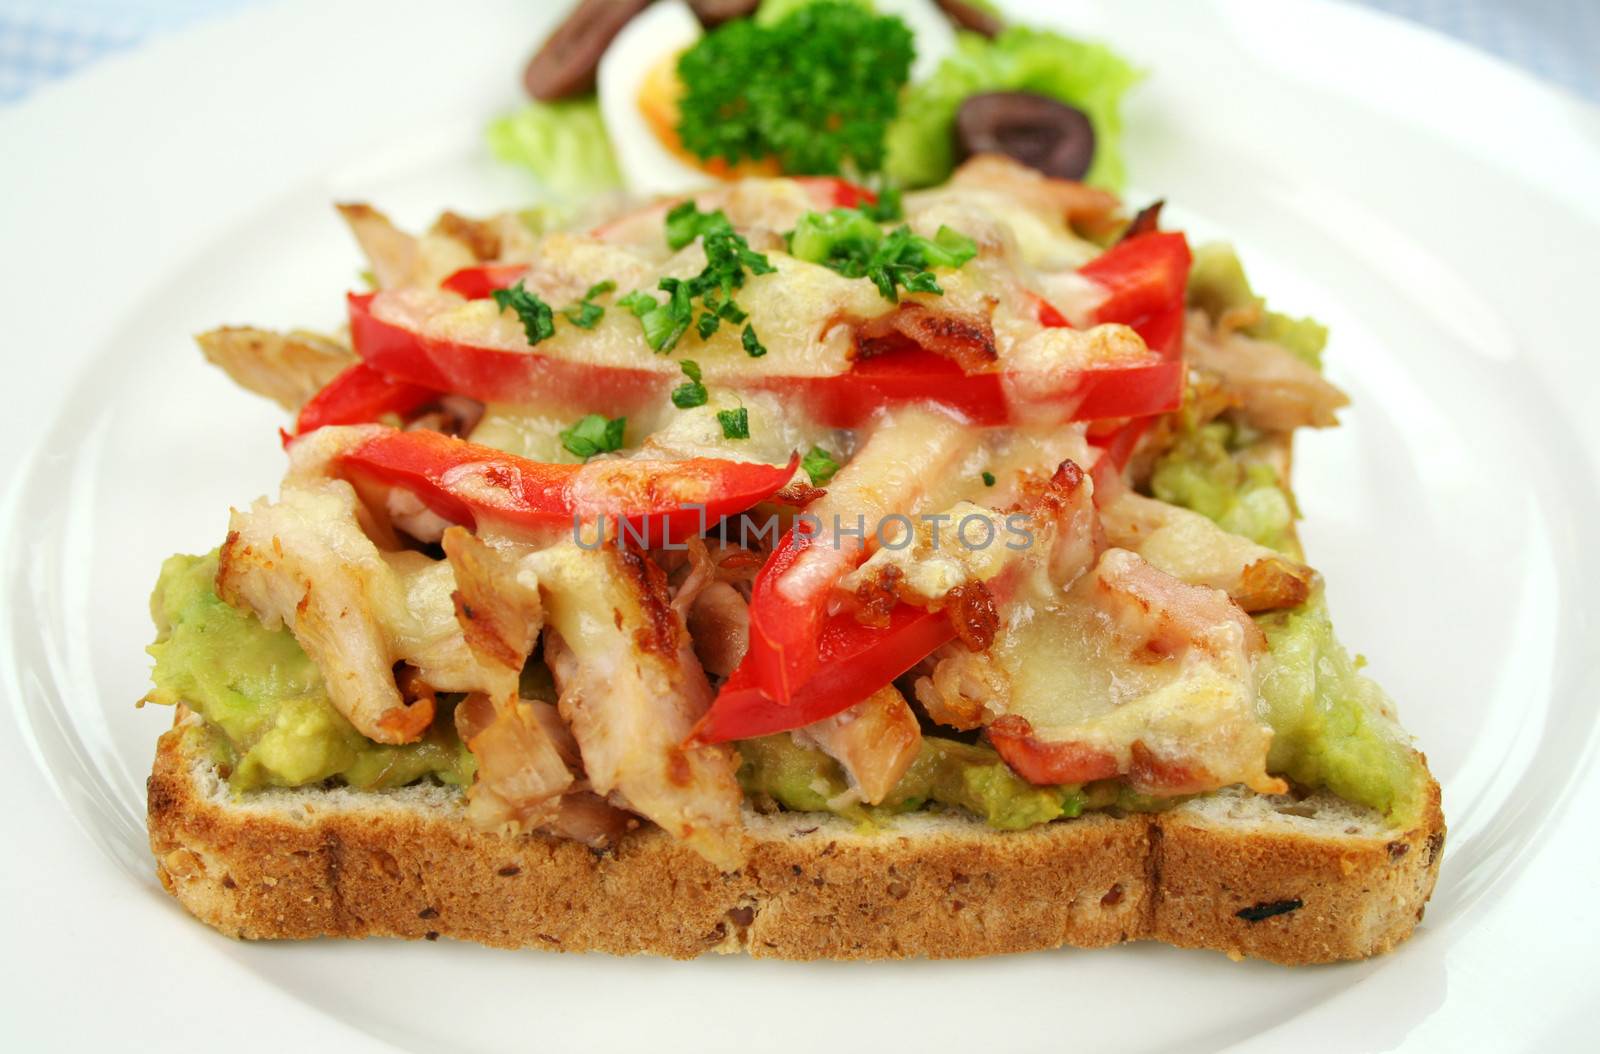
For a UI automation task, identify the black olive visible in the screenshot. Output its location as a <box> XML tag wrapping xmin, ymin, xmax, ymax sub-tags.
<box><xmin>687</xmin><ymin>0</ymin><xmax>760</xmax><ymax>27</ymax></box>
<box><xmin>522</xmin><ymin>0</ymin><xmax>655</xmax><ymax>102</ymax></box>
<box><xmin>954</xmin><ymin>91</ymin><xmax>1096</xmax><ymax>182</ymax></box>
<box><xmin>935</xmin><ymin>0</ymin><xmax>1003</xmax><ymax>38</ymax></box>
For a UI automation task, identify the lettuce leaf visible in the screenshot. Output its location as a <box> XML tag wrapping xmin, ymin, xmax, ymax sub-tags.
<box><xmin>885</xmin><ymin>26</ymin><xmax>1141</xmax><ymax>190</ymax></box>
<box><xmin>487</xmin><ymin>98</ymin><xmax>621</xmax><ymax>196</ymax></box>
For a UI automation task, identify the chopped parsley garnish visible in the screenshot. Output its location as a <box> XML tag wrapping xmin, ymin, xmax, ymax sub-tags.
<box><xmin>787</xmin><ymin>209</ymin><xmax>978</xmax><ymax>302</ymax></box>
<box><xmin>861</xmin><ymin>187</ymin><xmax>903</xmax><ymax>223</ymax></box>
<box><xmin>621</xmin><ymin>206</ymin><xmax>775</xmax><ymax>354</ymax></box>
<box><xmin>803</xmin><ymin>445</ymin><xmax>840</xmax><ymax>485</ymax></box>
<box><xmin>491</xmin><ymin>281</ymin><xmax>556</xmax><ymax>345</ymax></box>
<box><xmin>675</xmin><ymin>3</ymin><xmax>914</xmax><ymax>176</ymax></box>
<box><xmin>717</xmin><ymin>407</ymin><xmax>750</xmax><ymax>440</ymax></box>
<box><xmin>666</xmin><ymin>201</ymin><xmax>732</xmax><ymax>251</ymax></box>
<box><xmin>559</xmin><ymin>413</ymin><xmax>626</xmax><ymax>458</ymax></box>
<box><xmin>561</xmin><ymin>280</ymin><xmax>615</xmax><ymax>329</ymax></box>
<box><xmin>741</xmin><ymin>324</ymin><xmax>767</xmax><ymax>358</ymax></box>
<box><xmin>671</xmin><ymin>360</ymin><xmax>709</xmax><ymax>409</ymax></box>
<box><xmin>982</xmin><ymin>471</ymin><xmax>997</xmax><ymax>487</ymax></box>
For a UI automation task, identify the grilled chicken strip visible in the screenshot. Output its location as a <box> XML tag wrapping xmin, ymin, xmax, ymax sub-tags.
<box><xmin>532</xmin><ymin>541</ymin><xmax>745</xmax><ymax>869</ymax></box>
<box><xmin>1186</xmin><ymin>311</ymin><xmax>1349</xmax><ymax>431</ymax></box>
<box><xmin>337</xmin><ymin>202</ymin><xmax>477</xmax><ymax>290</ymax></box>
<box><xmin>442</xmin><ymin>527</ymin><xmax>585</xmax><ymax>829</ymax></box>
<box><xmin>1099</xmin><ymin>491</ymin><xmax>1316</xmax><ymax>612</ymax></box>
<box><xmin>218</xmin><ymin>479</ymin><xmax>432</xmax><ymax>744</ymax></box>
<box><xmin>195</xmin><ymin>327</ymin><xmax>354</xmax><ymax>412</ymax></box>
<box><xmin>796</xmin><ymin>686</ymin><xmax>923</xmax><ymax>805</ymax></box>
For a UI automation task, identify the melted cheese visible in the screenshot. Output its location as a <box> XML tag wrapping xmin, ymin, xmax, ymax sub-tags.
<box><xmin>992</xmin><ymin>549</ymin><xmax>1280</xmax><ymax>793</ymax></box>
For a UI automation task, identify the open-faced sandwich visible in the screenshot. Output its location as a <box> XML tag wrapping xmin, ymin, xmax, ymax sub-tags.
<box><xmin>144</xmin><ymin>0</ymin><xmax>1442</xmax><ymax>965</ymax></box>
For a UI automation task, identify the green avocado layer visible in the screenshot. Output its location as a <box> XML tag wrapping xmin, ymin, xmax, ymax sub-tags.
<box><xmin>146</xmin><ymin>551</ymin><xmax>474</xmax><ymax>793</ymax></box>
<box><xmin>146</xmin><ymin>547</ymin><xmax>1422</xmax><ymax>828</ymax></box>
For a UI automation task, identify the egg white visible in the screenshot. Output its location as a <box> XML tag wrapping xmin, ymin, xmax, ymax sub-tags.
<box><xmin>597</xmin><ymin>0</ymin><xmax>710</xmax><ymax>197</ymax></box>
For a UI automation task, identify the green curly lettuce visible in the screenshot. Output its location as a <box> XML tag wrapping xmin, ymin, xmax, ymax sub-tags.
<box><xmin>885</xmin><ymin>26</ymin><xmax>1142</xmax><ymax>190</ymax></box>
<box><xmin>487</xmin><ymin>98</ymin><xmax>621</xmax><ymax>195</ymax></box>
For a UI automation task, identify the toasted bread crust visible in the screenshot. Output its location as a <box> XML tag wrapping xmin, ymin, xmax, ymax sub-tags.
<box><xmin>147</xmin><ymin>724</ymin><xmax>1443</xmax><ymax>963</ymax></box>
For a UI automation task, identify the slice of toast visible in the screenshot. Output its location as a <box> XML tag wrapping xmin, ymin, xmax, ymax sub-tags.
<box><xmin>147</xmin><ymin>715</ymin><xmax>1443</xmax><ymax>963</ymax></box>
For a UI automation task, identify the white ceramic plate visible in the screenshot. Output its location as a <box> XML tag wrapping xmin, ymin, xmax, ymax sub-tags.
<box><xmin>3</xmin><ymin>1</ymin><xmax>1598</xmax><ymax>1050</ymax></box>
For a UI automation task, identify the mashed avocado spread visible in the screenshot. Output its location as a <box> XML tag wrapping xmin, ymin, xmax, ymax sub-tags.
<box><xmin>146</xmin><ymin>550</ymin><xmax>1421</xmax><ymax>828</ymax></box>
<box><xmin>1256</xmin><ymin>599</ymin><xmax>1426</xmax><ymax>825</ymax></box>
<box><xmin>146</xmin><ymin>552</ymin><xmax>474</xmax><ymax>793</ymax></box>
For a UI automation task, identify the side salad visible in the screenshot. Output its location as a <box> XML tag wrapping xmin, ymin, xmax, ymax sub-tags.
<box><xmin>488</xmin><ymin>0</ymin><xmax>1140</xmax><ymax>197</ymax></box>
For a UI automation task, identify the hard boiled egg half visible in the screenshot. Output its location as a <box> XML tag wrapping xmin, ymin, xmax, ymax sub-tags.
<box><xmin>597</xmin><ymin>0</ymin><xmax>957</xmax><ymax>196</ymax></box>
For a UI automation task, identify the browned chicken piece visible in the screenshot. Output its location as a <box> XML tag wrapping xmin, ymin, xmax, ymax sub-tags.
<box><xmin>950</xmin><ymin>153</ymin><xmax>1123</xmax><ymax>238</ymax></box>
<box><xmin>686</xmin><ymin>581</ymin><xmax>749</xmax><ymax>678</ymax></box>
<box><xmin>533</xmin><ymin>541</ymin><xmax>745</xmax><ymax>869</ymax></box>
<box><xmin>453</xmin><ymin>693</ymin><xmax>575</xmax><ymax>830</ymax></box>
<box><xmin>195</xmin><ymin>327</ymin><xmax>354</xmax><ymax>412</ymax></box>
<box><xmin>1088</xmin><ymin>548</ymin><xmax>1267</xmax><ymax>662</ymax></box>
<box><xmin>218</xmin><ymin>482</ymin><xmax>424</xmax><ymax>744</ymax></box>
<box><xmin>1186</xmin><ymin>311</ymin><xmax>1349</xmax><ymax>431</ymax></box>
<box><xmin>796</xmin><ymin>685</ymin><xmax>923</xmax><ymax>805</ymax></box>
<box><xmin>440</xmin><ymin>527</ymin><xmax>592</xmax><ymax>830</ymax></box>
<box><xmin>220</xmin><ymin>436</ymin><xmax>511</xmax><ymax>744</ymax></box>
<box><xmin>441</xmin><ymin>527</ymin><xmax>543</xmax><ymax>700</ymax></box>
<box><xmin>337</xmin><ymin>202</ymin><xmax>477</xmax><ymax>290</ymax></box>
<box><xmin>1099</xmin><ymin>491</ymin><xmax>1316</xmax><ymax>613</ymax></box>
<box><xmin>913</xmin><ymin>644</ymin><xmax>1009</xmax><ymax>732</ymax></box>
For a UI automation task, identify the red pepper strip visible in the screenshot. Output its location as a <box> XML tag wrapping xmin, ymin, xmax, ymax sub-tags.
<box><xmin>986</xmin><ymin>715</ymin><xmax>1121</xmax><ymax>784</ymax></box>
<box><xmin>1035</xmin><ymin>296</ymin><xmax>1070</xmax><ymax>328</ymax></box>
<box><xmin>695</xmin><ymin>601</ymin><xmax>954</xmax><ymax>742</ymax></box>
<box><xmin>440</xmin><ymin>263</ymin><xmax>528</xmax><ymax>299</ymax></box>
<box><xmin>736</xmin><ymin>526</ymin><xmax>827</xmax><ymax>706</ymax></box>
<box><xmin>1087</xmin><ymin>416</ymin><xmax>1152</xmax><ymax>500</ymax></box>
<box><xmin>697</xmin><ymin>435</ymin><xmax>1140</xmax><ymax>741</ymax></box>
<box><xmin>1078</xmin><ymin>231</ymin><xmax>1192</xmax><ymax>326</ymax></box>
<box><xmin>349</xmin><ymin>292</ymin><xmax>671</xmax><ymax>415</ymax></box>
<box><xmin>294</xmin><ymin>362</ymin><xmax>439</xmax><ymax>436</ymax></box>
<box><xmin>334</xmin><ymin>428</ymin><xmax>798</xmax><ymax>548</ymax></box>
<box><xmin>792</xmin><ymin>175</ymin><xmax>878</xmax><ymax>209</ymax></box>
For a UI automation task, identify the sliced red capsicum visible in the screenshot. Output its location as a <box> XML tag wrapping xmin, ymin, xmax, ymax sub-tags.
<box><xmin>334</xmin><ymin>428</ymin><xmax>797</xmax><ymax>548</ymax></box>
<box><xmin>695</xmin><ymin>600</ymin><xmax>954</xmax><ymax>742</ymax></box>
<box><xmin>350</xmin><ymin>292</ymin><xmax>672</xmax><ymax>415</ymax></box>
<box><xmin>1078</xmin><ymin>231</ymin><xmax>1192</xmax><ymax>327</ymax></box>
<box><xmin>696</xmin><ymin>437</ymin><xmax>1140</xmax><ymax>742</ymax></box>
<box><xmin>293</xmin><ymin>362</ymin><xmax>440</xmax><ymax>437</ymax></box>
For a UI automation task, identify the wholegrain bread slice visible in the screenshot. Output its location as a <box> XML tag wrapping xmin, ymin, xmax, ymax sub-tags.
<box><xmin>147</xmin><ymin>715</ymin><xmax>1444</xmax><ymax>964</ymax></box>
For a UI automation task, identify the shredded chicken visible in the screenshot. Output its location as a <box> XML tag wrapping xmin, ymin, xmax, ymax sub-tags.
<box><xmin>337</xmin><ymin>202</ymin><xmax>477</xmax><ymax>290</ymax></box>
<box><xmin>453</xmin><ymin>694</ymin><xmax>574</xmax><ymax>828</ymax></box>
<box><xmin>1186</xmin><ymin>311</ymin><xmax>1349</xmax><ymax>431</ymax></box>
<box><xmin>686</xmin><ymin>581</ymin><xmax>749</xmax><ymax>678</ymax></box>
<box><xmin>948</xmin><ymin>153</ymin><xmax>1123</xmax><ymax>239</ymax></box>
<box><xmin>1100</xmin><ymin>491</ymin><xmax>1315</xmax><ymax>612</ymax></box>
<box><xmin>218</xmin><ymin>432</ymin><xmax>503</xmax><ymax>744</ymax></box>
<box><xmin>440</xmin><ymin>528</ymin><xmax>592</xmax><ymax>830</ymax></box>
<box><xmin>796</xmin><ymin>685</ymin><xmax>922</xmax><ymax>805</ymax></box>
<box><xmin>195</xmin><ymin>327</ymin><xmax>354</xmax><ymax>411</ymax></box>
<box><xmin>914</xmin><ymin>644</ymin><xmax>1009</xmax><ymax>731</ymax></box>
<box><xmin>533</xmin><ymin>542</ymin><xmax>745</xmax><ymax>868</ymax></box>
<box><xmin>218</xmin><ymin>480</ymin><xmax>431</xmax><ymax>744</ymax></box>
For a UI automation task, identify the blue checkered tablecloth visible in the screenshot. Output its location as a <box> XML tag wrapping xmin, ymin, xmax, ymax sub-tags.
<box><xmin>3</xmin><ymin>0</ymin><xmax>1597</xmax><ymax>104</ymax></box>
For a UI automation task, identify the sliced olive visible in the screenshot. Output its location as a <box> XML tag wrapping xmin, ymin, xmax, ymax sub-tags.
<box><xmin>954</xmin><ymin>91</ymin><xmax>1096</xmax><ymax>182</ymax></box>
<box><xmin>935</xmin><ymin>0</ymin><xmax>1003</xmax><ymax>38</ymax></box>
<box><xmin>687</xmin><ymin>0</ymin><xmax>759</xmax><ymax>26</ymax></box>
<box><xmin>522</xmin><ymin>0</ymin><xmax>655</xmax><ymax>102</ymax></box>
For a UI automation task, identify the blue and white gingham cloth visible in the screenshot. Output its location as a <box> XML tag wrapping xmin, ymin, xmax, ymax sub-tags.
<box><xmin>2</xmin><ymin>0</ymin><xmax>1597</xmax><ymax>104</ymax></box>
